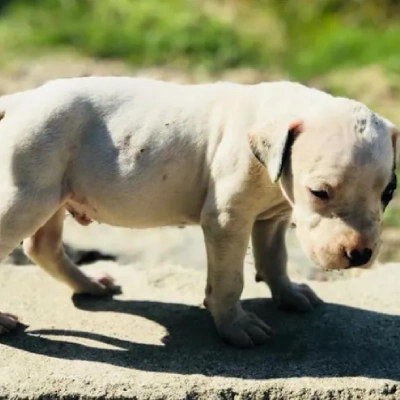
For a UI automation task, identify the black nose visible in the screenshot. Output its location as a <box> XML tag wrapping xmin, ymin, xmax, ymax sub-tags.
<box><xmin>345</xmin><ymin>248</ymin><xmax>373</xmax><ymax>267</ymax></box>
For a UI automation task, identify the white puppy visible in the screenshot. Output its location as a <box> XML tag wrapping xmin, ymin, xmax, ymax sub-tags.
<box><xmin>0</xmin><ymin>77</ymin><xmax>396</xmax><ymax>347</ymax></box>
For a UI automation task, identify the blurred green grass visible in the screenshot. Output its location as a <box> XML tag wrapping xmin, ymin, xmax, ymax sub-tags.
<box><xmin>0</xmin><ymin>0</ymin><xmax>269</xmax><ymax>71</ymax></box>
<box><xmin>2</xmin><ymin>0</ymin><xmax>400</xmax><ymax>79</ymax></box>
<box><xmin>1</xmin><ymin>0</ymin><xmax>400</xmax><ymax>228</ymax></box>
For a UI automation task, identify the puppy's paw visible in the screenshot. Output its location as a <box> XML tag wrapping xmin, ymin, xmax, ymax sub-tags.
<box><xmin>216</xmin><ymin>311</ymin><xmax>274</xmax><ymax>348</ymax></box>
<box><xmin>74</xmin><ymin>273</ymin><xmax>122</xmax><ymax>297</ymax></box>
<box><xmin>272</xmin><ymin>280</ymin><xmax>322</xmax><ymax>313</ymax></box>
<box><xmin>0</xmin><ymin>312</ymin><xmax>19</xmax><ymax>334</ymax></box>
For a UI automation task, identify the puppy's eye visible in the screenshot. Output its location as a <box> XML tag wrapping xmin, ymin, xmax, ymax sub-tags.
<box><xmin>309</xmin><ymin>189</ymin><xmax>329</xmax><ymax>200</ymax></box>
<box><xmin>381</xmin><ymin>171</ymin><xmax>397</xmax><ymax>210</ymax></box>
<box><xmin>381</xmin><ymin>185</ymin><xmax>396</xmax><ymax>209</ymax></box>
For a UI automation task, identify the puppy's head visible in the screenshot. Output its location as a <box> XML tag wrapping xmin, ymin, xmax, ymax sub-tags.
<box><xmin>251</xmin><ymin>99</ymin><xmax>398</xmax><ymax>270</ymax></box>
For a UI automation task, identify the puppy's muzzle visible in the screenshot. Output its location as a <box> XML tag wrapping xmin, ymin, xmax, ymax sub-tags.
<box><xmin>344</xmin><ymin>247</ymin><xmax>373</xmax><ymax>267</ymax></box>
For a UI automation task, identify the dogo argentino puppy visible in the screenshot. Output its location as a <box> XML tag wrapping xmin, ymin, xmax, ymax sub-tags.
<box><xmin>0</xmin><ymin>77</ymin><xmax>397</xmax><ymax>347</ymax></box>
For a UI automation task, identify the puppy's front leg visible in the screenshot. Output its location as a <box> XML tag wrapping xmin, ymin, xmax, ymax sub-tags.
<box><xmin>201</xmin><ymin>210</ymin><xmax>273</xmax><ymax>348</ymax></box>
<box><xmin>252</xmin><ymin>218</ymin><xmax>322</xmax><ymax>312</ymax></box>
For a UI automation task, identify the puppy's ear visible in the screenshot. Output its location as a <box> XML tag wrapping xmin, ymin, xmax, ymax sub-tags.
<box><xmin>249</xmin><ymin>120</ymin><xmax>303</xmax><ymax>182</ymax></box>
<box><xmin>381</xmin><ymin>116</ymin><xmax>399</xmax><ymax>167</ymax></box>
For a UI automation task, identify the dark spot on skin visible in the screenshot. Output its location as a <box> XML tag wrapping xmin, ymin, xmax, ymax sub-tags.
<box><xmin>165</xmin><ymin>123</ymin><xmax>170</xmax><ymax>126</ymax></box>
<box><xmin>162</xmin><ymin>174</ymin><xmax>168</xmax><ymax>181</ymax></box>
<box><xmin>122</xmin><ymin>135</ymin><xmax>131</xmax><ymax>150</ymax></box>
<box><xmin>313</xmin><ymin>155</ymin><xmax>322</xmax><ymax>164</ymax></box>
<box><xmin>371</xmin><ymin>113</ymin><xmax>381</xmax><ymax>128</ymax></box>
<box><xmin>355</xmin><ymin>117</ymin><xmax>367</xmax><ymax>135</ymax></box>
<box><xmin>140</xmin><ymin>148</ymin><xmax>145</xmax><ymax>153</ymax></box>
<box><xmin>261</xmin><ymin>139</ymin><xmax>271</xmax><ymax>149</ymax></box>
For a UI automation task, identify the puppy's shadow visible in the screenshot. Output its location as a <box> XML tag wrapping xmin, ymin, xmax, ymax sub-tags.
<box><xmin>3</xmin><ymin>296</ymin><xmax>400</xmax><ymax>380</ymax></box>
<box><xmin>3</xmin><ymin>56</ymin><xmax>398</xmax><ymax>383</ymax></box>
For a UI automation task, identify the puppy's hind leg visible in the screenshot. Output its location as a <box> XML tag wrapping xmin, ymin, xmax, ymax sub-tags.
<box><xmin>23</xmin><ymin>207</ymin><xmax>121</xmax><ymax>296</ymax></box>
<box><xmin>0</xmin><ymin>186</ymin><xmax>65</xmax><ymax>334</ymax></box>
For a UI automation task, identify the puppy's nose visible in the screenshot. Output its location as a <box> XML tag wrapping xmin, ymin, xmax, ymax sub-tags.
<box><xmin>345</xmin><ymin>248</ymin><xmax>373</xmax><ymax>267</ymax></box>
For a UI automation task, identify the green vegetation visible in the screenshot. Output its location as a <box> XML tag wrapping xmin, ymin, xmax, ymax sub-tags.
<box><xmin>0</xmin><ymin>0</ymin><xmax>269</xmax><ymax>71</ymax></box>
<box><xmin>1</xmin><ymin>0</ymin><xmax>400</xmax><ymax>80</ymax></box>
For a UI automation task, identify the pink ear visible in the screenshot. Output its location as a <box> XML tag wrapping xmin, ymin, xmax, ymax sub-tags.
<box><xmin>266</xmin><ymin>119</ymin><xmax>304</xmax><ymax>182</ymax></box>
<box><xmin>381</xmin><ymin>117</ymin><xmax>399</xmax><ymax>164</ymax></box>
<box><xmin>289</xmin><ymin>120</ymin><xmax>304</xmax><ymax>136</ymax></box>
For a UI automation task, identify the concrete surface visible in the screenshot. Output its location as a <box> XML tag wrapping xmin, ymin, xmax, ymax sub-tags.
<box><xmin>1</xmin><ymin>250</ymin><xmax>400</xmax><ymax>399</ymax></box>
